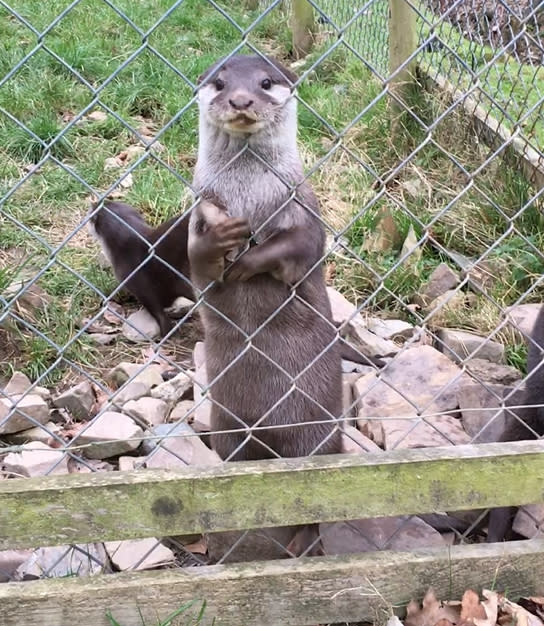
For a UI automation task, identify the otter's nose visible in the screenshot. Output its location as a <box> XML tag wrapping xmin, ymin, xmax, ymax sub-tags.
<box><xmin>229</xmin><ymin>96</ymin><xmax>254</xmax><ymax>111</ymax></box>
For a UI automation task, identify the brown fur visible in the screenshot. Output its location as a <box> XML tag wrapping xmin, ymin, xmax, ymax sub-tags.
<box><xmin>189</xmin><ymin>55</ymin><xmax>346</xmax><ymax>562</ymax></box>
<box><xmin>88</xmin><ymin>200</ymin><xmax>193</xmax><ymax>337</ymax></box>
<box><xmin>487</xmin><ymin>304</ymin><xmax>544</xmax><ymax>542</ymax></box>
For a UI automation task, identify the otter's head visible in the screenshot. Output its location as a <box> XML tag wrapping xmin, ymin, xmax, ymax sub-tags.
<box><xmin>197</xmin><ymin>54</ymin><xmax>298</xmax><ymax>136</ymax></box>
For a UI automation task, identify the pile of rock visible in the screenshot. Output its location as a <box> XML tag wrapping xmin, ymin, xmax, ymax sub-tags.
<box><xmin>1</xmin><ymin>277</ymin><xmax>542</xmax><ymax>580</ymax></box>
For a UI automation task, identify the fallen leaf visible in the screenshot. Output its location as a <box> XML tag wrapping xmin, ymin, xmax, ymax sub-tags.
<box><xmin>401</xmin><ymin>224</ymin><xmax>422</xmax><ymax>263</ymax></box>
<box><xmin>61</xmin><ymin>111</ymin><xmax>75</xmax><ymax>123</ymax></box>
<box><xmin>103</xmin><ymin>303</ymin><xmax>125</xmax><ymax>325</ymax></box>
<box><xmin>87</xmin><ymin>110</ymin><xmax>107</xmax><ymax>122</ymax></box>
<box><xmin>473</xmin><ymin>590</ymin><xmax>498</xmax><ymax>626</ymax></box>
<box><xmin>519</xmin><ymin>598</ymin><xmax>544</xmax><ymax>620</ymax></box>
<box><xmin>104</xmin><ymin>156</ymin><xmax>123</xmax><ymax>170</ymax></box>
<box><xmin>500</xmin><ymin>597</ymin><xmax>543</xmax><ymax>626</ymax></box>
<box><xmin>363</xmin><ymin>206</ymin><xmax>403</xmax><ymax>253</ymax></box>
<box><xmin>405</xmin><ymin>589</ymin><xmax>461</xmax><ymax>626</ymax></box>
<box><xmin>183</xmin><ymin>536</ymin><xmax>208</xmax><ymax>555</ymax></box>
<box><xmin>460</xmin><ymin>590</ymin><xmax>487</xmax><ymax>622</ymax></box>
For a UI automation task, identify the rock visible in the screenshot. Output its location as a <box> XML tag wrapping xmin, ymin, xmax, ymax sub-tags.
<box><xmin>193</xmin><ymin>341</ymin><xmax>206</xmax><ymax>369</ymax></box>
<box><xmin>347</xmin><ymin>320</ymin><xmax>400</xmax><ymax>358</ymax></box>
<box><xmin>68</xmin><ymin>458</ymin><xmax>115</xmax><ymax>473</ymax></box>
<box><xmin>164</xmin><ymin>296</ymin><xmax>194</xmax><ymax>319</ymax></box>
<box><xmin>145</xmin><ymin>423</ymin><xmax>221</xmax><ymax>468</ymax></box>
<box><xmin>356</xmin><ymin>345</ymin><xmax>463</xmax><ymax>416</ymax></box>
<box><xmin>0</xmin><ymin>550</ymin><xmax>32</xmax><ymax>582</ymax></box>
<box><xmin>327</xmin><ymin>287</ymin><xmax>357</xmax><ymax>325</ymax></box>
<box><xmin>170</xmin><ymin>400</ymin><xmax>196</xmax><ymax>423</ymax></box>
<box><xmin>341</xmin><ymin>360</ymin><xmax>374</xmax><ymax>375</ymax></box>
<box><xmin>141</xmin><ymin>421</ymin><xmax>195</xmax><ymax>455</ymax></box>
<box><xmin>4</xmin><ymin>281</ymin><xmax>50</xmax><ymax>314</ymax></box>
<box><xmin>505</xmin><ymin>303</ymin><xmax>543</xmax><ymax>340</ymax></box>
<box><xmin>107</xmin><ymin>362</ymin><xmax>164</xmax><ymax>389</ymax></box>
<box><xmin>458</xmin><ymin>383</ymin><xmax>523</xmax><ymax>443</ymax></box>
<box><xmin>381</xmin><ymin>415</ymin><xmax>470</xmax><ymax>450</ymax></box>
<box><xmin>423</xmin><ymin>290</ymin><xmax>468</xmax><ymax>325</ymax></box>
<box><xmin>437</xmin><ymin>328</ymin><xmax>505</xmax><ymax>364</ymax></box>
<box><xmin>105</xmin><ymin>538</ymin><xmax>175</xmax><ymax>571</ymax></box>
<box><xmin>123</xmin><ymin>397</ymin><xmax>168</xmax><ymax>427</ymax></box>
<box><xmin>192</xmin><ymin>366</ymin><xmax>211</xmax><ymax>433</ymax></box>
<box><xmin>118</xmin><ymin>456</ymin><xmax>146</xmax><ymax>471</ymax></box>
<box><xmin>122</xmin><ymin>309</ymin><xmax>160</xmax><ymax>342</ymax></box>
<box><xmin>77</xmin><ymin>411</ymin><xmax>143</xmax><ymax>459</ymax></box>
<box><xmin>512</xmin><ymin>504</ymin><xmax>544</xmax><ymax>539</ymax></box>
<box><xmin>465</xmin><ymin>358</ymin><xmax>522</xmax><ymax>385</ymax></box>
<box><xmin>0</xmin><ymin>395</ymin><xmax>50</xmax><ymax>435</ymax></box>
<box><xmin>2</xmin><ymin>442</ymin><xmax>69</xmax><ymax>477</ymax></box>
<box><xmin>355</xmin><ymin>346</ymin><xmax>467</xmax><ymax>448</ymax></box>
<box><xmin>6</xmin><ymin>421</ymin><xmax>62</xmax><ymax>446</ymax></box>
<box><xmin>112</xmin><ymin>381</ymin><xmax>150</xmax><ymax>406</ymax></box>
<box><xmin>367</xmin><ymin>318</ymin><xmax>414</xmax><ymax>340</ymax></box>
<box><xmin>53</xmin><ymin>381</ymin><xmax>95</xmax><ymax>420</ymax></box>
<box><xmin>4</xmin><ymin>371</ymin><xmax>32</xmax><ymax>396</ymax></box>
<box><xmin>420</xmin><ymin>263</ymin><xmax>460</xmax><ymax>303</ymax></box>
<box><xmin>33</xmin><ymin>386</ymin><xmax>51</xmax><ymax>401</ymax></box>
<box><xmin>341</xmin><ymin>373</ymin><xmax>362</xmax><ymax>423</ymax></box>
<box><xmin>151</xmin><ymin>371</ymin><xmax>192</xmax><ymax>405</ymax></box>
<box><xmin>89</xmin><ymin>332</ymin><xmax>117</xmax><ymax>346</ymax></box>
<box><xmin>341</xmin><ymin>425</ymin><xmax>382</xmax><ymax>453</ymax></box>
<box><xmin>14</xmin><ymin>544</ymin><xmax>108</xmax><ymax>580</ymax></box>
<box><xmin>320</xmin><ymin>516</ymin><xmax>445</xmax><ymax>555</ymax></box>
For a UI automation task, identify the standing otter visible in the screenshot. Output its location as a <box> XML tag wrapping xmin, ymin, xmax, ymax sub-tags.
<box><xmin>188</xmin><ymin>54</ymin><xmax>347</xmax><ymax>561</ymax></box>
<box><xmin>88</xmin><ymin>200</ymin><xmax>193</xmax><ymax>337</ymax></box>
<box><xmin>487</xmin><ymin>304</ymin><xmax>544</xmax><ymax>542</ymax></box>
<box><xmin>189</xmin><ymin>54</ymin><xmax>344</xmax><ymax>464</ymax></box>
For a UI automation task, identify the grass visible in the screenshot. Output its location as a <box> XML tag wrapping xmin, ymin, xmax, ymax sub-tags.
<box><xmin>106</xmin><ymin>599</ymin><xmax>215</xmax><ymax>626</ymax></box>
<box><xmin>0</xmin><ymin>0</ymin><xmax>543</xmax><ymax>385</ymax></box>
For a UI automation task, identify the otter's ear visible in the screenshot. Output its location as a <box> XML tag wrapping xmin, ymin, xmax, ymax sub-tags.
<box><xmin>197</xmin><ymin>56</ymin><xmax>227</xmax><ymax>85</ymax></box>
<box><xmin>265</xmin><ymin>56</ymin><xmax>298</xmax><ymax>85</ymax></box>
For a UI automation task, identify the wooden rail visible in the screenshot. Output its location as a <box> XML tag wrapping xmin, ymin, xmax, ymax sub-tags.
<box><xmin>2</xmin><ymin>441</ymin><xmax>544</xmax><ymax>625</ymax></box>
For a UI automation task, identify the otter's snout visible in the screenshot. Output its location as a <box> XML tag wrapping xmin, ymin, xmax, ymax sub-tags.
<box><xmin>228</xmin><ymin>91</ymin><xmax>254</xmax><ymax>111</ymax></box>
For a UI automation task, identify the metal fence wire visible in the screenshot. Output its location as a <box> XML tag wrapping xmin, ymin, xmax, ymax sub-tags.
<box><xmin>0</xmin><ymin>0</ymin><xmax>543</xmax><ymax>583</ymax></box>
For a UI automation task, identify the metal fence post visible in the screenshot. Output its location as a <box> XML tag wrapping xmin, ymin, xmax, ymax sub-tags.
<box><xmin>291</xmin><ymin>0</ymin><xmax>315</xmax><ymax>59</ymax></box>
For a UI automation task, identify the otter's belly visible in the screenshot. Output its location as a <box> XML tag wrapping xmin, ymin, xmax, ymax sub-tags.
<box><xmin>202</xmin><ymin>276</ymin><xmax>342</xmax><ymax>427</ymax></box>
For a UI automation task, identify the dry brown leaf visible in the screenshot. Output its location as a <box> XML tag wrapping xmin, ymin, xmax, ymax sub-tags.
<box><xmin>473</xmin><ymin>590</ymin><xmax>499</xmax><ymax>626</ymax></box>
<box><xmin>519</xmin><ymin>598</ymin><xmax>544</xmax><ymax>620</ymax></box>
<box><xmin>183</xmin><ymin>536</ymin><xmax>208</xmax><ymax>555</ymax></box>
<box><xmin>460</xmin><ymin>590</ymin><xmax>487</xmax><ymax>622</ymax></box>
<box><xmin>104</xmin><ymin>156</ymin><xmax>123</xmax><ymax>170</ymax></box>
<box><xmin>103</xmin><ymin>303</ymin><xmax>125</xmax><ymax>325</ymax></box>
<box><xmin>500</xmin><ymin>597</ymin><xmax>544</xmax><ymax>626</ymax></box>
<box><xmin>87</xmin><ymin>110</ymin><xmax>107</xmax><ymax>122</ymax></box>
<box><xmin>405</xmin><ymin>589</ymin><xmax>461</xmax><ymax>626</ymax></box>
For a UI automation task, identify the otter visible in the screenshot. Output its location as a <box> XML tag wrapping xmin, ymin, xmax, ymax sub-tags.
<box><xmin>189</xmin><ymin>53</ymin><xmax>345</xmax><ymax>462</ymax></box>
<box><xmin>188</xmin><ymin>54</ymin><xmax>354</xmax><ymax>561</ymax></box>
<box><xmin>87</xmin><ymin>200</ymin><xmax>193</xmax><ymax>337</ymax></box>
<box><xmin>486</xmin><ymin>304</ymin><xmax>544</xmax><ymax>543</ymax></box>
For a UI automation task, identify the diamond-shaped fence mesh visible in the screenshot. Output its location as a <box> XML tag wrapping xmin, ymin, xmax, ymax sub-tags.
<box><xmin>0</xmin><ymin>0</ymin><xmax>543</xmax><ymax>592</ymax></box>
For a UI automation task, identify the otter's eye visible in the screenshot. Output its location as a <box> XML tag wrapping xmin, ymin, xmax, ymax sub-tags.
<box><xmin>214</xmin><ymin>78</ymin><xmax>225</xmax><ymax>91</ymax></box>
<box><xmin>261</xmin><ymin>78</ymin><xmax>272</xmax><ymax>90</ymax></box>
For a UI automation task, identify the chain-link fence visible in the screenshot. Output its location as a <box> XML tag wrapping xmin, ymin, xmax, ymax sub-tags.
<box><xmin>1</xmin><ymin>0</ymin><xmax>544</xmax><ymax>622</ymax></box>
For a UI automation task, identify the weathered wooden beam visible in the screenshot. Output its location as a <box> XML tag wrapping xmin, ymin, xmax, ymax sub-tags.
<box><xmin>1</xmin><ymin>540</ymin><xmax>544</xmax><ymax>626</ymax></box>
<box><xmin>389</xmin><ymin>0</ymin><xmax>418</xmax><ymax>116</ymax></box>
<box><xmin>421</xmin><ymin>67</ymin><xmax>544</xmax><ymax>190</ymax></box>
<box><xmin>291</xmin><ymin>0</ymin><xmax>315</xmax><ymax>59</ymax></box>
<box><xmin>1</xmin><ymin>441</ymin><xmax>544</xmax><ymax>549</ymax></box>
